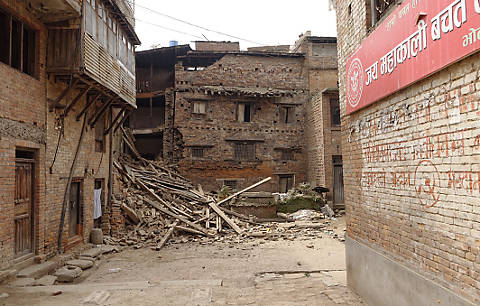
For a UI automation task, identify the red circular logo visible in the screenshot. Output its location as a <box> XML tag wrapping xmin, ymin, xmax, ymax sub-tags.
<box><xmin>346</xmin><ymin>58</ymin><xmax>364</xmax><ymax>108</ymax></box>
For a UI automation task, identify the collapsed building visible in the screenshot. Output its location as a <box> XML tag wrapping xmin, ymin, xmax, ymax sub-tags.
<box><xmin>0</xmin><ymin>0</ymin><xmax>138</xmax><ymax>274</ymax></box>
<box><xmin>336</xmin><ymin>1</ymin><xmax>480</xmax><ymax>305</ymax></box>
<box><xmin>130</xmin><ymin>37</ymin><xmax>343</xmax><ymax>207</ymax></box>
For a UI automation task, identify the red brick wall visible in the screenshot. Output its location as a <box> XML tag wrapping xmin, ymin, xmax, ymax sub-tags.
<box><xmin>337</xmin><ymin>0</ymin><xmax>480</xmax><ymax>303</ymax></box>
<box><xmin>0</xmin><ymin>0</ymin><xmax>47</xmax><ymax>270</ymax></box>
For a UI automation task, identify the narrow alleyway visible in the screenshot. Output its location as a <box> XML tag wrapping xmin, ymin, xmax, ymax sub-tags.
<box><xmin>0</xmin><ymin>217</ymin><xmax>363</xmax><ymax>305</ymax></box>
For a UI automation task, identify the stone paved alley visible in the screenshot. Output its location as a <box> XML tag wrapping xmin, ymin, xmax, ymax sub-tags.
<box><xmin>0</xmin><ymin>217</ymin><xmax>363</xmax><ymax>305</ymax></box>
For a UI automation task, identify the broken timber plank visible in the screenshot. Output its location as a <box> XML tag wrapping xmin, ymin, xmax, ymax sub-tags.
<box><xmin>138</xmin><ymin>181</ymin><xmax>213</xmax><ymax>236</ymax></box>
<box><xmin>207</xmin><ymin>201</ymin><xmax>243</xmax><ymax>235</ymax></box>
<box><xmin>121</xmin><ymin>203</ymin><xmax>140</xmax><ymax>224</ymax></box>
<box><xmin>156</xmin><ymin>220</ymin><xmax>179</xmax><ymax>250</ymax></box>
<box><xmin>216</xmin><ymin>177</ymin><xmax>272</xmax><ymax>206</ymax></box>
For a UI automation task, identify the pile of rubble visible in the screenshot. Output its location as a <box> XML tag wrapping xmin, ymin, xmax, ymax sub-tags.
<box><xmin>110</xmin><ymin>155</ymin><xmax>272</xmax><ymax>250</ymax></box>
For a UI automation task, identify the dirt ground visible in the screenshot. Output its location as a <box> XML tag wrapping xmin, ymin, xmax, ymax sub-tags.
<box><xmin>0</xmin><ymin>216</ymin><xmax>364</xmax><ymax>305</ymax></box>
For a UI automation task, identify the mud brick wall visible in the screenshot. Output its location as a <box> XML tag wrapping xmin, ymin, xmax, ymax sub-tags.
<box><xmin>337</xmin><ymin>0</ymin><xmax>480</xmax><ymax>302</ymax></box>
<box><xmin>0</xmin><ymin>0</ymin><xmax>47</xmax><ymax>270</ymax></box>
<box><xmin>174</xmin><ymin>54</ymin><xmax>309</xmax><ymax>193</ymax></box>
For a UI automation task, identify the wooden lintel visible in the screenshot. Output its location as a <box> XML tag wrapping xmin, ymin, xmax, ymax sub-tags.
<box><xmin>65</xmin><ymin>84</ymin><xmax>93</xmax><ymax>116</ymax></box>
<box><xmin>77</xmin><ymin>93</ymin><xmax>101</xmax><ymax>121</ymax></box>
<box><xmin>104</xmin><ymin>108</ymin><xmax>125</xmax><ymax>135</ymax></box>
<box><xmin>136</xmin><ymin>90</ymin><xmax>165</xmax><ymax>99</ymax></box>
<box><xmin>89</xmin><ymin>98</ymin><xmax>113</xmax><ymax>127</ymax></box>
<box><xmin>48</xmin><ymin>78</ymin><xmax>79</xmax><ymax>111</ymax></box>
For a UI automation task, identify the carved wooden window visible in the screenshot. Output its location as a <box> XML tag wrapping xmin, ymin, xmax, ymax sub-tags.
<box><xmin>0</xmin><ymin>9</ymin><xmax>37</xmax><ymax>77</ymax></box>
<box><xmin>234</xmin><ymin>142</ymin><xmax>255</xmax><ymax>161</ymax></box>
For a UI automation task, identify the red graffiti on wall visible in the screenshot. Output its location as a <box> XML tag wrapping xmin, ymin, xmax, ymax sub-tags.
<box><xmin>474</xmin><ymin>135</ymin><xmax>480</xmax><ymax>151</ymax></box>
<box><xmin>448</xmin><ymin>171</ymin><xmax>480</xmax><ymax>194</ymax></box>
<box><xmin>414</xmin><ymin>160</ymin><xmax>440</xmax><ymax>208</ymax></box>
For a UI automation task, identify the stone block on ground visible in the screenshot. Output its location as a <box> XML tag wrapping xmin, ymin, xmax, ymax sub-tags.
<box><xmin>66</xmin><ymin>259</ymin><xmax>94</xmax><ymax>270</ymax></box>
<box><xmin>11</xmin><ymin>278</ymin><xmax>36</xmax><ymax>287</ymax></box>
<box><xmin>55</xmin><ymin>266</ymin><xmax>82</xmax><ymax>283</ymax></box>
<box><xmin>17</xmin><ymin>261</ymin><xmax>57</xmax><ymax>279</ymax></box>
<box><xmin>34</xmin><ymin>275</ymin><xmax>57</xmax><ymax>286</ymax></box>
<box><xmin>81</xmin><ymin>247</ymin><xmax>102</xmax><ymax>258</ymax></box>
<box><xmin>101</xmin><ymin>245</ymin><xmax>117</xmax><ymax>254</ymax></box>
<box><xmin>90</xmin><ymin>229</ymin><xmax>103</xmax><ymax>245</ymax></box>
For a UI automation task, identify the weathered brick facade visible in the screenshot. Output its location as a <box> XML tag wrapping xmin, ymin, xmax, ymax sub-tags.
<box><xmin>336</xmin><ymin>1</ymin><xmax>480</xmax><ymax>304</ymax></box>
<box><xmin>174</xmin><ymin>52</ymin><xmax>309</xmax><ymax>192</ymax></box>
<box><xmin>0</xmin><ymin>0</ymin><xmax>137</xmax><ymax>272</ymax></box>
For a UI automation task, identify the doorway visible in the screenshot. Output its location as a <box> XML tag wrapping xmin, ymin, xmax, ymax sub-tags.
<box><xmin>69</xmin><ymin>181</ymin><xmax>82</xmax><ymax>237</ymax></box>
<box><xmin>278</xmin><ymin>174</ymin><xmax>294</xmax><ymax>193</ymax></box>
<box><xmin>333</xmin><ymin>156</ymin><xmax>344</xmax><ymax>205</ymax></box>
<box><xmin>14</xmin><ymin>151</ymin><xmax>34</xmax><ymax>258</ymax></box>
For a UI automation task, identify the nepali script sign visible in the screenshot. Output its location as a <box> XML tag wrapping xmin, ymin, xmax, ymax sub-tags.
<box><xmin>346</xmin><ymin>0</ymin><xmax>480</xmax><ymax>114</ymax></box>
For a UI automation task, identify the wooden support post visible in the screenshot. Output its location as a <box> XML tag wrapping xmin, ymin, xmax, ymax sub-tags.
<box><xmin>77</xmin><ymin>93</ymin><xmax>101</xmax><ymax>121</ymax></box>
<box><xmin>104</xmin><ymin>108</ymin><xmax>125</xmax><ymax>135</ymax></box>
<box><xmin>64</xmin><ymin>84</ymin><xmax>92</xmax><ymax>116</ymax></box>
<box><xmin>89</xmin><ymin>98</ymin><xmax>113</xmax><ymax>127</ymax></box>
<box><xmin>216</xmin><ymin>177</ymin><xmax>272</xmax><ymax>206</ymax></box>
<box><xmin>48</xmin><ymin>79</ymin><xmax>79</xmax><ymax>111</ymax></box>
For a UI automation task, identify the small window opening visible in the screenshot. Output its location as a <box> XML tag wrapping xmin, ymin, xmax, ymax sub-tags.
<box><xmin>237</xmin><ymin>103</ymin><xmax>251</xmax><ymax>122</ymax></box>
<box><xmin>191</xmin><ymin>147</ymin><xmax>205</xmax><ymax>158</ymax></box>
<box><xmin>280</xmin><ymin>106</ymin><xmax>295</xmax><ymax>124</ymax></box>
<box><xmin>234</xmin><ymin>142</ymin><xmax>255</xmax><ymax>161</ymax></box>
<box><xmin>330</xmin><ymin>98</ymin><xmax>341</xmax><ymax>127</ymax></box>
<box><xmin>95</xmin><ymin>112</ymin><xmax>106</xmax><ymax>152</ymax></box>
<box><xmin>193</xmin><ymin>101</ymin><xmax>206</xmax><ymax>114</ymax></box>
<box><xmin>281</xmin><ymin>150</ymin><xmax>294</xmax><ymax>161</ymax></box>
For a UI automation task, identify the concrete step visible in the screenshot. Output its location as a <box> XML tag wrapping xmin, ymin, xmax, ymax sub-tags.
<box><xmin>17</xmin><ymin>261</ymin><xmax>56</xmax><ymax>279</ymax></box>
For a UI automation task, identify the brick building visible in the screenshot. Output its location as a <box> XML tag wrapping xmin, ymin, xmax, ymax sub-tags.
<box><xmin>336</xmin><ymin>1</ymin><xmax>480</xmax><ymax>305</ymax></box>
<box><xmin>131</xmin><ymin>38</ymin><xmax>342</xmax><ymax>203</ymax></box>
<box><xmin>0</xmin><ymin>0</ymin><xmax>138</xmax><ymax>273</ymax></box>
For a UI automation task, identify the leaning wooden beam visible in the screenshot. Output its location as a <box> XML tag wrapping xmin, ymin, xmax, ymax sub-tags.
<box><xmin>121</xmin><ymin>203</ymin><xmax>140</xmax><ymax>224</ymax></box>
<box><xmin>216</xmin><ymin>177</ymin><xmax>272</xmax><ymax>206</ymax></box>
<box><xmin>113</xmin><ymin>110</ymin><xmax>132</xmax><ymax>133</ymax></box>
<box><xmin>156</xmin><ymin>220</ymin><xmax>178</xmax><ymax>250</ymax></box>
<box><xmin>58</xmin><ymin>113</ymin><xmax>88</xmax><ymax>253</ymax></box>
<box><xmin>89</xmin><ymin>98</ymin><xmax>113</xmax><ymax>127</ymax></box>
<box><xmin>77</xmin><ymin>93</ymin><xmax>101</xmax><ymax>121</ymax></box>
<box><xmin>49</xmin><ymin>78</ymin><xmax>79</xmax><ymax>110</ymax></box>
<box><xmin>64</xmin><ymin>84</ymin><xmax>93</xmax><ymax>116</ymax></box>
<box><xmin>137</xmin><ymin>180</ymin><xmax>212</xmax><ymax>236</ymax></box>
<box><xmin>104</xmin><ymin>108</ymin><xmax>125</xmax><ymax>135</ymax></box>
<box><xmin>207</xmin><ymin>201</ymin><xmax>243</xmax><ymax>235</ymax></box>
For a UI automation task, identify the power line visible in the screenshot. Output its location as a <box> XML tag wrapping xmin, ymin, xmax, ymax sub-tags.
<box><xmin>136</xmin><ymin>18</ymin><xmax>204</xmax><ymax>40</ymax></box>
<box><xmin>126</xmin><ymin>0</ymin><xmax>266</xmax><ymax>45</ymax></box>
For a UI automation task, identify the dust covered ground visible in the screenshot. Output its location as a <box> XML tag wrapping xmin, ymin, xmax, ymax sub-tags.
<box><xmin>0</xmin><ymin>217</ymin><xmax>364</xmax><ymax>305</ymax></box>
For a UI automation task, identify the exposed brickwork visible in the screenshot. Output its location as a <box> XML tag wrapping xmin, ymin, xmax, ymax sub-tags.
<box><xmin>174</xmin><ymin>53</ymin><xmax>308</xmax><ymax>192</ymax></box>
<box><xmin>337</xmin><ymin>0</ymin><xmax>480</xmax><ymax>303</ymax></box>
<box><xmin>195</xmin><ymin>41</ymin><xmax>240</xmax><ymax>52</ymax></box>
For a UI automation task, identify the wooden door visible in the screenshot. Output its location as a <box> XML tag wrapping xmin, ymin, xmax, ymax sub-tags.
<box><xmin>14</xmin><ymin>160</ymin><xmax>33</xmax><ymax>257</ymax></box>
<box><xmin>69</xmin><ymin>182</ymin><xmax>81</xmax><ymax>237</ymax></box>
<box><xmin>333</xmin><ymin>165</ymin><xmax>344</xmax><ymax>205</ymax></box>
<box><xmin>279</xmin><ymin>175</ymin><xmax>294</xmax><ymax>193</ymax></box>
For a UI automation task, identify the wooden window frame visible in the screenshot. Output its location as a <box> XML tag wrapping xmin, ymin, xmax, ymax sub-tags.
<box><xmin>192</xmin><ymin>101</ymin><xmax>207</xmax><ymax>115</ymax></box>
<box><xmin>95</xmin><ymin>110</ymin><xmax>106</xmax><ymax>153</ymax></box>
<box><xmin>0</xmin><ymin>8</ymin><xmax>37</xmax><ymax>77</ymax></box>
<box><xmin>191</xmin><ymin>147</ymin><xmax>205</xmax><ymax>159</ymax></box>
<box><xmin>237</xmin><ymin>102</ymin><xmax>252</xmax><ymax>123</ymax></box>
<box><xmin>234</xmin><ymin>142</ymin><xmax>255</xmax><ymax>161</ymax></box>
<box><xmin>223</xmin><ymin>180</ymin><xmax>238</xmax><ymax>191</ymax></box>
<box><xmin>280</xmin><ymin>149</ymin><xmax>294</xmax><ymax>161</ymax></box>
<box><xmin>280</xmin><ymin>106</ymin><xmax>295</xmax><ymax>124</ymax></box>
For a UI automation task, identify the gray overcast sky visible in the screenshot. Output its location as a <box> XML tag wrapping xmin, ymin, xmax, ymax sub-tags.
<box><xmin>133</xmin><ymin>0</ymin><xmax>337</xmax><ymax>51</ymax></box>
